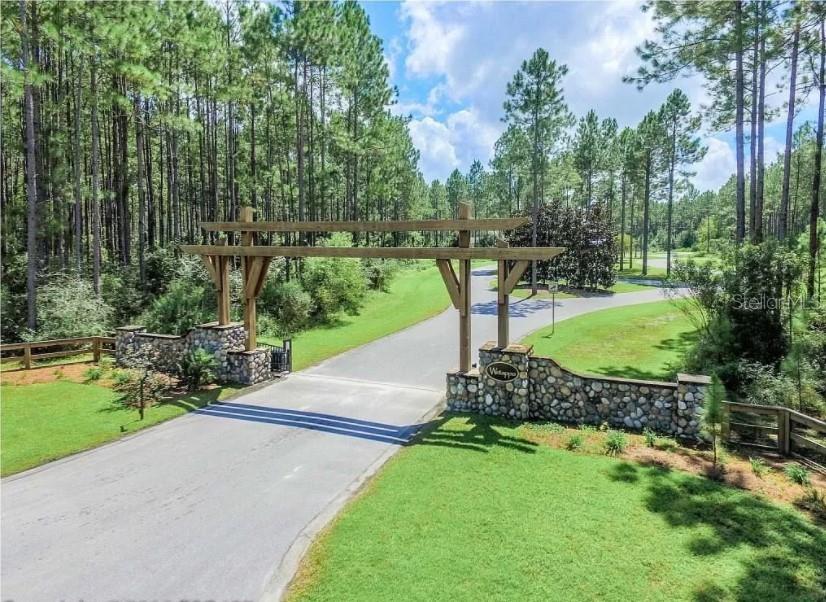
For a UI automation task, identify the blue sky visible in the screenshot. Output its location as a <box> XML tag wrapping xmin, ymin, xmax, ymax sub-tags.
<box><xmin>361</xmin><ymin>1</ymin><xmax>820</xmax><ymax>193</ymax></box>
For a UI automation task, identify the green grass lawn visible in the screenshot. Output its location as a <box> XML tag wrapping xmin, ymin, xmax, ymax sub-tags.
<box><xmin>1</xmin><ymin>380</ymin><xmax>239</xmax><ymax>476</ymax></box>
<box><xmin>521</xmin><ymin>300</ymin><xmax>697</xmax><ymax>381</ymax></box>
<box><xmin>288</xmin><ymin>415</ymin><xmax>826</xmax><ymax>602</ymax></box>
<box><xmin>490</xmin><ymin>280</ymin><xmax>652</xmax><ymax>300</ymax></box>
<box><xmin>263</xmin><ymin>263</ymin><xmax>449</xmax><ymax>370</ymax></box>
<box><xmin>617</xmin><ymin>264</ymin><xmax>668</xmax><ymax>281</ymax></box>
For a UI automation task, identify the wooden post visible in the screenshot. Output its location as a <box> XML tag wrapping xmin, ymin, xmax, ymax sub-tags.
<box><xmin>458</xmin><ymin>202</ymin><xmax>471</xmax><ymax>372</ymax></box>
<box><xmin>497</xmin><ymin>259</ymin><xmax>509</xmax><ymax>348</ymax></box>
<box><xmin>217</xmin><ymin>239</ymin><xmax>231</xmax><ymax>326</ymax></box>
<box><xmin>93</xmin><ymin>337</ymin><xmax>101</xmax><ymax>363</ymax></box>
<box><xmin>778</xmin><ymin>408</ymin><xmax>790</xmax><ymax>455</ymax></box>
<box><xmin>23</xmin><ymin>344</ymin><xmax>32</xmax><ymax>370</ymax></box>
<box><xmin>240</xmin><ymin>206</ymin><xmax>256</xmax><ymax>350</ymax></box>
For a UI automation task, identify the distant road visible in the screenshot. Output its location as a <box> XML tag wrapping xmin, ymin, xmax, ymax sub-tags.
<box><xmin>1</xmin><ymin>265</ymin><xmax>671</xmax><ymax>602</ymax></box>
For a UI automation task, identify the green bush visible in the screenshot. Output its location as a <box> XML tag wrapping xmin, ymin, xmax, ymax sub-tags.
<box><xmin>259</xmin><ymin>280</ymin><xmax>313</xmax><ymax>337</ymax></box>
<box><xmin>784</xmin><ymin>464</ymin><xmax>811</xmax><ymax>486</ymax></box>
<box><xmin>749</xmin><ymin>457</ymin><xmax>769</xmax><ymax>479</ymax></box>
<box><xmin>643</xmin><ymin>428</ymin><xmax>657</xmax><ymax>447</ymax></box>
<box><xmin>565</xmin><ymin>434</ymin><xmax>584</xmax><ymax>451</ymax></box>
<box><xmin>33</xmin><ymin>277</ymin><xmax>114</xmax><ymax>340</ymax></box>
<box><xmin>178</xmin><ymin>347</ymin><xmax>217</xmax><ymax>391</ymax></box>
<box><xmin>84</xmin><ymin>366</ymin><xmax>103</xmax><ymax>382</ymax></box>
<box><xmin>604</xmin><ymin>431</ymin><xmax>628</xmax><ymax>456</ymax></box>
<box><xmin>303</xmin><ymin>235</ymin><xmax>367</xmax><ymax>322</ymax></box>
<box><xmin>361</xmin><ymin>259</ymin><xmax>398</xmax><ymax>292</ymax></box>
<box><xmin>655</xmin><ymin>437</ymin><xmax>678</xmax><ymax>452</ymax></box>
<box><xmin>142</xmin><ymin>280</ymin><xmax>214</xmax><ymax>335</ymax></box>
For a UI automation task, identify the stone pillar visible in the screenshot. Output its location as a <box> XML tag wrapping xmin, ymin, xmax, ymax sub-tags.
<box><xmin>115</xmin><ymin>325</ymin><xmax>147</xmax><ymax>366</ymax></box>
<box><xmin>477</xmin><ymin>342</ymin><xmax>531</xmax><ymax>420</ymax></box>
<box><xmin>675</xmin><ymin>374</ymin><xmax>710</xmax><ymax>437</ymax></box>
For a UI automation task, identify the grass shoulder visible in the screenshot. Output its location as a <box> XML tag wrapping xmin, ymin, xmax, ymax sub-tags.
<box><xmin>521</xmin><ymin>300</ymin><xmax>697</xmax><ymax>381</ymax></box>
<box><xmin>287</xmin><ymin>414</ymin><xmax>825</xmax><ymax>602</ymax></box>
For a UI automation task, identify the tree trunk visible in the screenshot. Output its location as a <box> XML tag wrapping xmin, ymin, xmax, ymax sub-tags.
<box><xmin>780</xmin><ymin>18</ymin><xmax>800</xmax><ymax>240</ymax></box>
<box><xmin>808</xmin><ymin>17</ymin><xmax>825</xmax><ymax>300</ymax></box>
<box><xmin>755</xmin><ymin>12</ymin><xmax>766</xmax><ymax>243</ymax></box>
<box><xmin>642</xmin><ymin>153</ymin><xmax>651</xmax><ymax>276</ymax></box>
<box><xmin>135</xmin><ymin>96</ymin><xmax>146</xmax><ymax>284</ymax></box>
<box><xmin>620</xmin><ymin>174</ymin><xmax>627</xmax><ymax>270</ymax></box>
<box><xmin>735</xmin><ymin>0</ymin><xmax>746</xmax><ymax>243</ymax></box>
<box><xmin>20</xmin><ymin>0</ymin><xmax>38</xmax><ymax>331</ymax></box>
<box><xmin>90</xmin><ymin>59</ymin><xmax>102</xmax><ymax>296</ymax></box>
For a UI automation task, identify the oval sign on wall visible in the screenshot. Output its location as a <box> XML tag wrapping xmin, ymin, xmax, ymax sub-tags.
<box><xmin>486</xmin><ymin>362</ymin><xmax>518</xmax><ymax>383</ymax></box>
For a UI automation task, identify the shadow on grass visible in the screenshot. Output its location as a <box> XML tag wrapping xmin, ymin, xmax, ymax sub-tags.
<box><xmin>412</xmin><ymin>414</ymin><xmax>539</xmax><ymax>455</ymax></box>
<box><xmin>608</xmin><ymin>461</ymin><xmax>826</xmax><ymax>601</ymax></box>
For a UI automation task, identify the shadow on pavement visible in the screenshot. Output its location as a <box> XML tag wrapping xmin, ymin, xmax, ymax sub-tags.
<box><xmin>196</xmin><ymin>401</ymin><xmax>423</xmax><ymax>445</ymax></box>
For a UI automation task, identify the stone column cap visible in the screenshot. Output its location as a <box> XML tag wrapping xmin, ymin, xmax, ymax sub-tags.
<box><xmin>677</xmin><ymin>373</ymin><xmax>712</xmax><ymax>385</ymax></box>
<box><xmin>195</xmin><ymin>321</ymin><xmax>244</xmax><ymax>330</ymax></box>
<box><xmin>480</xmin><ymin>340</ymin><xmax>533</xmax><ymax>355</ymax></box>
<box><xmin>116</xmin><ymin>325</ymin><xmax>146</xmax><ymax>332</ymax></box>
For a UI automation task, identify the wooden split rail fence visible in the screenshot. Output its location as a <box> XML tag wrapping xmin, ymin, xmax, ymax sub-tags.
<box><xmin>724</xmin><ymin>401</ymin><xmax>826</xmax><ymax>470</ymax></box>
<box><xmin>0</xmin><ymin>336</ymin><xmax>116</xmax><ymax>371</ymax></box>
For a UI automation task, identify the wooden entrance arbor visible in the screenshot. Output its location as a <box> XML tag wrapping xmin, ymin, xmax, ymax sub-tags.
<box><xmin>182</xmin><ymin>203</ymin><xmax>564</xmax><ymax>373</ymax></box>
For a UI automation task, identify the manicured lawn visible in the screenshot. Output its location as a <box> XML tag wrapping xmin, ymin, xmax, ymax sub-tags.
<box><xmin>1</xmin><ymin>379</ymin><xmax>239</xmax><ymax>476</ymax></box>
<box><xmin>617</xmin><ymin>264</ymin><xmax>668</xmax><ymax>280</ymax></box>
<box><xmin>521</xmin><ymin>300</ymin><xmax>697</xmax><ymax>381</ymax></box>
<box><xmin>490</xmin><ymin>279</ymin><xmax>652</xmax><ymax>300</ymax></box>
<box><xmin>264</xmin><ymin>263</ymin><xmax>449</xmax><ymax>370</ymax></box>
<box><xmin>287</xmin><ymin>415</ymin><xmax>826</xmax><ymax>602</ymax></box>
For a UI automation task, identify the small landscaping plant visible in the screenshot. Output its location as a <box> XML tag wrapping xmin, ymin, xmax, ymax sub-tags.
<box><xmin>178</xmin><ymin>347</ymin><xmax>217</xmax><ymax>391</ymax></box>
<box><xmin>701</xmin><ymin>374</ymin><xmax>727</xmax><ymax>474</ymax></box>
<box><xmin>83</xmin><ymin>366</ymin><xmax>103</xmax><ymax>382</ymax></box>
<box><xmin>655</xmin><ymin>437</ymin><xmax>678</xmax><ymax>452</ymax></box>
<box><xmin>749</xmin><ymin>457</ymin><xmax>769</xmax><ymax>479</ymax></box>
<box><xmin>113</xmin><ymin>368</ymin><xmax>169</xmax><ymax>421</ymax></box>
<box><xmin>643</xmin><ymin>428</ymin><xmax>657</xmax><ymax>447</ymax></box>
<box><xmin>784</xmin><ymin>464</ymin><xmax>811</xmax><ymax>486</ymax></box>
<box><xmin>798</xmin><ymin>487</ymin><xmax>826</xmax><ymax>520</ymax></box>
<box><xmin>604</xmin><ymin>431</ymin><xmax>628</xmax><ymax>456</ymax></box>
<box><xmin>565</xmin><ymin>433</ymin><xmax>584</xmax><ymax>451</ymax></box>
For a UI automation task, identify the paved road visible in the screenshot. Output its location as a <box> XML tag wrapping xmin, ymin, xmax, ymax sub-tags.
<box><xmin>1</xmin><ymin>266</ymin><xmax>668</xmax><ymax>602</ymax></box>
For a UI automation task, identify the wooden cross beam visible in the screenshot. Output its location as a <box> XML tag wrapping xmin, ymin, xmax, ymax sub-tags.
<box><xmin>239</xmin><ymin>207</ymin><xmax>272</xmax><ymax>350</ymax></box>
<box><xmin>180</xmin><ymin>245</ymin><xmax>564</xmax><ymax>261</ymax></box>
<box><xmin>199</xmin><ymin>217</ymin><xmax>529</xmax><ymax>233</ymax></box>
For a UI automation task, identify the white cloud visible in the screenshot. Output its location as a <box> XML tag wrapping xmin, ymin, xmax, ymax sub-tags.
<box><xmin>395</xmin><ymin>0</ymin><xmax>710</xmax><ymax>181</ymax></box>
<box><xmin>693</xmin><ymin>137</ymin><xmax>736</xmax><ymax>192</ymax></box>
<box><xmin>408</xmin><ymin>108</ymin><xmax>503</xmax><ymax>182</ymax></box>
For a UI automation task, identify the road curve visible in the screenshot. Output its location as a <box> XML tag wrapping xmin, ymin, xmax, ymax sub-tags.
<box><xmin>1</xmin><ymin>266</ymin><xmax>671</xmax><ymax>602</ymax></box>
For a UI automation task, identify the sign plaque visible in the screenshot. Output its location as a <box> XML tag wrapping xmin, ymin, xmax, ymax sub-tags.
<box><xmin>486</xmin><ymin>361</ymin><xmax>518</xmax><ymax>383</ymax></box>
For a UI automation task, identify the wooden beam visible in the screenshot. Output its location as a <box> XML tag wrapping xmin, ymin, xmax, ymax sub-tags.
<box><xmin>502</xmin><ymin>260</ymin><xmax>531</xmax><ymax>295</ymax></box>
<box><xmin>181</xmin><ymin>245</ymin><xmax>565</xmax><ymax>261</ymax></box>
<box><xmin>199</xmin><ymin>217</ymin><xmax>530</xmax><ymax>233</ymax></box>
<box><xmin>458</xmin><ymin>202</ymin><xmax>472</xmax><ymax>373</ymax></box>
<box><xmin>436</xmin><ymin>259</ymin><xmax>461</xmax><ymax>310</ymax></box>
<box><xmin>239</xmin><ymin>206</ymin><xmax>258</xmax><ymax>351</ymax></box>
<box><xmin>253</xmin><ymin>257</ymin><xmax>272</xmax><ymax>298</ymax></box>
<box><xmin>244</xmin><ymin>257</ymin><xmax>264</xmax><ymax>299</ymax></box>
<box><xmin>497</xmin><ymin>259</ymin><xmax>509</xmax><ymax>347</ymax></box>
<box><xmin>217</xmin><ymin>256</ymin><xmax>230</xmax><ymax>325</ymax></box>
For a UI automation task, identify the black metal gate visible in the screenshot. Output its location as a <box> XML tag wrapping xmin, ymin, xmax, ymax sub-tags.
<box><xmin>262</xmin><ymin>339</ymin><xmax>292</xmax><ymax>374</ymax></box>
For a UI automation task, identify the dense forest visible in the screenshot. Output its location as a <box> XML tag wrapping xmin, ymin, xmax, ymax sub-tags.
<box><xmin>1</xmin><ymin>0</ymin><xmax>824</xmax><ymax>374</ymax></box>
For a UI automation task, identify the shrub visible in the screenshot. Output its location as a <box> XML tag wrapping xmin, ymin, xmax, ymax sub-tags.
<box><xmin>604</xmin><ymin>431</ymin><xmax>628</xmax><ymax>456</ymax></box>
<box><xmin>643</xmin><ymin>428</ymin><xmax>657</xmax><ymax>447</ymax></box>
<box><xmin>84</xmin><ymin>366</ymin><xmax>103</xmax><ymax>382</ymax></box>
<box><xmin>798</xmin><ymin>487</ymin><xmax>826</xmax><ymax>519</ymax></box>
<box><xmin>701</xmin><ymin>374</ymin><xmax>727</xmax><ymax>470</ymax></box>
<box><xmin>259</xmin><ymin>280</ymin><xmax>313</xmax><ymax>337</ymax></box>
<box><xmin>526</xmin><ymin>422</ymin><xmax>565</xmax><ymax>434</ymax></box>
<box><xmin>142</xmin><ymin>280</ymin><xmax>214</xmax><ymax>335</ymax></box>
<box><xmin>178</xmin><ymin>347</ymin><xmax>217</xmax><ymax>391</ymax></box>
<box><xmin>113</xmin><ymin>368</ymin><xmax>169</xmax><ymax>420</ymax></box>
<box><xmin>579</xmin><ymin>424</ymin><xmax>597</xmax><ymax>433</ymax></box>
<box><xmin>362</xmin><ymin>259</ymin><xmax>398</xmax><ymax>292</ymax></box>
<box><xmin>784</xmin><ymin>464</ymin><xmax>811</xmax><ymax>486</ymax></box>
<box><xmin>749</xmin><ymin>457</ymin><xmax>769</xmax><ymax>479</ymax></box>
<box><xmin>565</xmin><ymin>434</ymin><xmax>584</xmax><ymax>451</ymax></box>
<box><xmin>303</xmin><ymin>237</ymin><xmax>367</xmax><ymax>322</ymax></box>
<box><xmin>655</xmin><ymin>437</ymin><xmax>678</xmax><ymax>452</ymax></box>
<box><xmin>33</xmin><ymin>277</ymin><xmax>114</xmax><ymax>340</ymax></box>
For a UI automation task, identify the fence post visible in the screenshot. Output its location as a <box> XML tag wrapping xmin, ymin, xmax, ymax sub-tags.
<box><xmin>779</xmin><ymin>408</ymin><xmax>790</xmax><ymax>456</ymax></box>
<box><xmin>23</xmin><ymin>344</ymin><xmax>32</xmax><ymax>370</ymax></box>
<box><xmin>93</xmin><ymin>337</ymin><xmax>101</xmax><ymax>363</ymax></box>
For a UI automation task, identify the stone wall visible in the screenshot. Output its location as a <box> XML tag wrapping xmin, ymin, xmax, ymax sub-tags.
<box><xmin>447</xmin><ymin>341</ymin><xmax>710</xmax><ymax>438</ymax></box>
<box><xmin>115</xmin><ymin>323</ymin><xmax>273</xmax><ymax>385</ymax></box>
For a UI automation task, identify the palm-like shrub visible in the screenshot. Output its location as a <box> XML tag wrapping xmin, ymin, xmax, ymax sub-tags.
<box><xmin>178</xmin><ymin>347</ymin><xmax>217</xmax><ymax>391</ymax></box>
<box><xmin>701</xmin><ymin>374</ymin><xmax>727</xmax><ymax>472</ymax></box>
